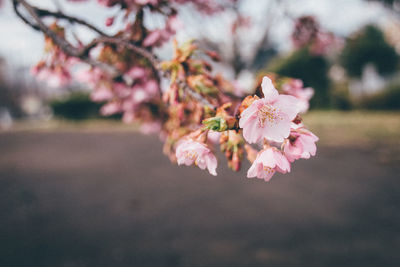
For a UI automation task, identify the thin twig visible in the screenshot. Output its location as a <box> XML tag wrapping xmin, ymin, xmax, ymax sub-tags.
<box><xmin>35</xmin><ymin>7</ymin><xmax>109</xmax><ymax>36</ymax></box>
<box><xmin>79</xmin><ymin>37</ymin><xmax>159</xmax><ymax>67</ymax></box>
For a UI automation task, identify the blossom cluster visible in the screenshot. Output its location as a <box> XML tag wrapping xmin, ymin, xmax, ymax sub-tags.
<box><xmin>175</xmin><ymin>76</ymin><xmax>318</xmax><ymax>181</ymax></box>
<box><xmin>25</xmin><ymin>0</ymin><xmax>318</xmax><ymax>182</ymax></box>
<box><xmin>31</xmin><ymin>23</ymin><xmax>76</xmax><ymax>88</ymax></box>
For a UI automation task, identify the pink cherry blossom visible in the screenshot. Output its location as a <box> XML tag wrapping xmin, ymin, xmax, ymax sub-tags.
<box><xmin>283</xmin><ymin>127</ymin><xmax>319</xmax><ymax>162</ymax></box>
<box><xmin>207</xmin><ymin>130</ymin><xmax>221</xmax><ymax>144</ymax></box>
<box><xmin>282</xmin><ymin>79</ymin><xmax>314</xmax><ymax>113</ymax></box>
<box><xmin>140</xmin><ymin>121</ymin><xmax>162</xmax><ymax>134</ymax></box>
<box><xmin>239</xmin><ymin>76</ymin><xmax>299</xmax><ymax>143</ymax></box>
<box><xmin>143</xmin><ymin>29</ymin><xmax>170</xmax><ymax>47</ymax></box>
<box><xmin>97</xmin><ymin>0</ymin><xmax>119</xmax><ymax>7</ymax></box>
<box><xmin>90</xmin><ymin>85</ymin><xmax>114</xmax><ymax>102</ymax></box>
<box><xmin>34</xmin><ymin>67</ymin><xmax>71</xmax><ymax>88</ymax></box>
<box><xmin>247</xmin><ymin>147</ymin><xmax>291</xmax><ymax>181</ymax></box>
<box><xmin>135</xmin><ymin>0</ymin><xmax>160</xmax><ymax>5</ymax></box>
<box><xmin>75</xmin><ymin>67</ymin><xmax>106</xmax><ymax>87</ymax></box>
<box><xmin>176</xmin><ymin>139</ymin><xmax>217</xmax><ymax>176</ymax></box>
<box><xmin>105</xmin><ymin>17</ymin><xmax>114</xmax><ymax>27</ymax></box>
<box><xmin>125</xmin><ymin>66</ymin><xmax>146</xmax><ymax>80</ymax></box>
<box><xmin>100</xmin><ymin>102</ymin><xmax>121</xmax><ymax>116</ymax></box>
<box><xmin>122</xmin><ymin>112</ymin><xmax>135</xmax><ymax>123</ymax></box>
<box><xmin>166</xmin><ymin>15</ymin><xmax>183</xmax><ymax>33</ymax></box>
<box><xmin>113</xmin><ymin>82</ymin><xmax>132</xmax><ymax>98</ymax></box>
<box><xmin>143</xmin><ymin>15</ymin><xmax>181</xmax><ymax>47</ymax></box>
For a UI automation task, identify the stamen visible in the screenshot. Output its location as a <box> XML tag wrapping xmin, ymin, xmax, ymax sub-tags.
<box><xmin>257</xmin><ymin>104</ymin><xmax>282</xmax><ymax>127</ymax></box>
<box><xmin>263</xmin><ymin>166</ymin><xmax>274</xmax><ymax>174</ymax></box>
<box><xmin>184</xmin><ymin>151</ymin><xmax>197</xmax><ymax>161</ymax></box>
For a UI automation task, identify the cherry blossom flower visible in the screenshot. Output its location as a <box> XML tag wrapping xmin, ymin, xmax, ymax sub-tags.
<box><xmin>283</xmin><ymin>128</ymin><xmax>319</xmax><ymax>162</ymax></box>
<box><xmin>143</xmin><ymin>15</ymin><xmax>181</xmax><ymax>47</ymax></box>
<box><xmin>75</xmin><ymin>67</ymin><xmax>106</xmax><ymax>86</ymax></box>
<box><xmin>100</xmin><ymin>102</ymin><xmax>121</xmax><ymax>116</ymax></box>
<box><xmin>207</xmin><ymin>130</ymin><xmax>221</xmax><ymax>144</ymax></box>
<box><xmin>105</xmin><ymin>17</ymin><xmax>114</xmax><ymax>27</ymax></box>
<box><xmin>90</xmin><ymin>85</ymin><xmax>114</xmax><ymax>102</ymax></box>
<box><xmin>282</xmin><ymin>79</ymin><xmax>314</xmax><ymax>113</ymax></box>
<box><xmin>33</xmin><ymin>67</ymin><xmax>71</xmax><ymax>88</ymax></box>
<box><xmin>247</xmin><ymin>147</ymin><xmax>291</xmax><ymax>181</ymax></box>
<box><xmin>139</xmin><ymin>121</ymin><xmax>162</xmax><ymax>134</ymax></box>
<box><xmin>239</xmin><ymin>76</ymin><xmax>299</xmax><ymax>143</ymax></box>
<box><xmin>176</xmin><ymin>139</ymin><xmax>217</xmax><ymax>176</ymax></box>
<box><xmin>125</xmin><ymin>66</ymin><xmax>146</xmax><ymax>80</ymax></box>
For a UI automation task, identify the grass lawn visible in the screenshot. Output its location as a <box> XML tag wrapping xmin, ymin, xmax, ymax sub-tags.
<box><xmin>303</xmin><ymin>111</ymin><xmax>400</xmax><ymax>146</ymax></box>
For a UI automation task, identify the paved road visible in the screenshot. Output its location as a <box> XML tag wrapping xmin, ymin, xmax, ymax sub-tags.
<box><xmin>0</xmin><ymin>131</ymin><xmax>399</xmax><ymax>267</ymax></box>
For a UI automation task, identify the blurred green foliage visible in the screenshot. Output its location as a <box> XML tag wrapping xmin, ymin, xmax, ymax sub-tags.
<box><xmin>49</xmin><ymin>91</ymin><xmax>105</xmax><ymax>120</ymax></box>
<box><xmin>340</xmin><ymin>25</ymin><xmax>399</xmax><ymax>78</ymax></box>
<box><xmin>365</xmin><ymin>0</ymin><xmax>400</xmax><ymax>6</ymax></box>
<box><xmin>269</xmin><ymin>48</ymin><xmax>330</xmax><ymax>109</ymax></box>
<box><xmin>330</xmin><ymin>82</ymin><xmax>353</xmax><ymax>110</ymax></box>
<box><xmin>359</xmin><ymin>83</ymin><xmax>400</xmax><ymax>110</ymax></box>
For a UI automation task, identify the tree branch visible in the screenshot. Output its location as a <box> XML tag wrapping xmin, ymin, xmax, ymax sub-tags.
<box><xmin>13</xmin><ymin>0</ymin><xmax>216</xmax><ymax>109</ymax></box>
<box><xmin>14</xmin><ymin>0</ymin><xmax>116</xmax><ymax>73</ymax></box>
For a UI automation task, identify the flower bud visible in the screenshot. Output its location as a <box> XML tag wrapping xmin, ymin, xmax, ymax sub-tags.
<box><xmin>238</xmin><ymin>95</ymin><xmax>259</xmax><ymax>115</ymax></box>
<box><xmin>105</xmin><ymin>17</ymin><xmax>114</xmax><ymax>27</ymax></box>
<box><xmin>231</xmin><ymin>151</ymin><xmax>241</xmax><ymax>172</ymax></box>
<box><xmin>205</xmin><ymin>51</ymin><xmax>221</xmax><ymax>62</ymax></box>
<box><xmin>202</xmin><ymin>117</ymin><xmax>228</xmax><ymax>131</ymax></box>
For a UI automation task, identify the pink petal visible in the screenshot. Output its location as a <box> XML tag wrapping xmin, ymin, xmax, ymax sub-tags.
<box><xmin>273</xmin><ymin>95</ymin><xmax>300</xmax><ymax>121</ymax></box>
<box><xmin>100</xmin><ymin>102</ymin><xmax>121</xmax><ymax>116</ymax></box>
<box><xmin>242</xmin><ymin>117</ymin><xmax>262</xmax><ymax>144</ymax></box>
<box><xmin>274</xmin><ymin>151</ymin><xmax>291</xmax><ymax>173</ymax></box>
<box><xmin>261</xmin><ymin>115</ymin><xmax>291</xmax><ymax>143</ymax></box>
<box><xmin>259</xmin><ymin>168</ymin><xmax>276</xmax><ymax>181</ymax></box>
<box><xmin>247</xmin><ymin>162</ymin><xmax>259</xmax><ymax>178</ymax></box>
<box><xmin>143</xmin><ymin>30</ymin><xmax>162</xmax><ymax>47</ymax></box>
<box><xmin>258</xmin><ymin>148</ymin><xmax>276</xmax><ymax>168</ymax></box>
<box><xmin>283</xmin><ymin>141</ymin><xmax>303</xmax><ymax>162</ymax></box>
<box><xmin>205</xmin><ymin>154</ymin><xmax>218</xmax><ymax>176</ymax></box>
<box><xmin>239</xmin><ymin>99</ymin><xmax>260</xmax><ymax>128</ymax></box>
<box><xmin>261</xmin><ymin>76</ymin><xmax>278</xmax><ymax>100</ymax></box>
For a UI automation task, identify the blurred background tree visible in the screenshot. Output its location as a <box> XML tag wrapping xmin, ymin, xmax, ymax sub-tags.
<box><xmin>340</xmin><ymin>25</ymin><xmax>399</xmax><ymax>78</ymax></box>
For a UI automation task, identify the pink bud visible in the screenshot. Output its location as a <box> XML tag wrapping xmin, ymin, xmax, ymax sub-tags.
<box><xmin>105</xmin><ymin>17</ymin><xmax>114</xmax><ymax>27</ymax></box>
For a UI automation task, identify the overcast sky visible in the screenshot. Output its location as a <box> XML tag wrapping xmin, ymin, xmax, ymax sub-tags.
<box><xmin>0</xmin><ymin>0</ymin><xmax>389</xmax><ymax>68</ymax></box>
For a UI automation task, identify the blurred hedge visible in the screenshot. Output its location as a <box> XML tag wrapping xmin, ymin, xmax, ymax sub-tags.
<box><xmin>359</xmin><ymin>83</ymin><xmax>400</xmax><ymax>110</ymax></box>
<box><xmin>330</xmin><ymin>82</ymin><xmax>353</xmax><ymax>110</ymax></box>
<box><xmin>49</xmin><ymin>91</ymin><xmax>105</xmax><ymax>120</ymax></box>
